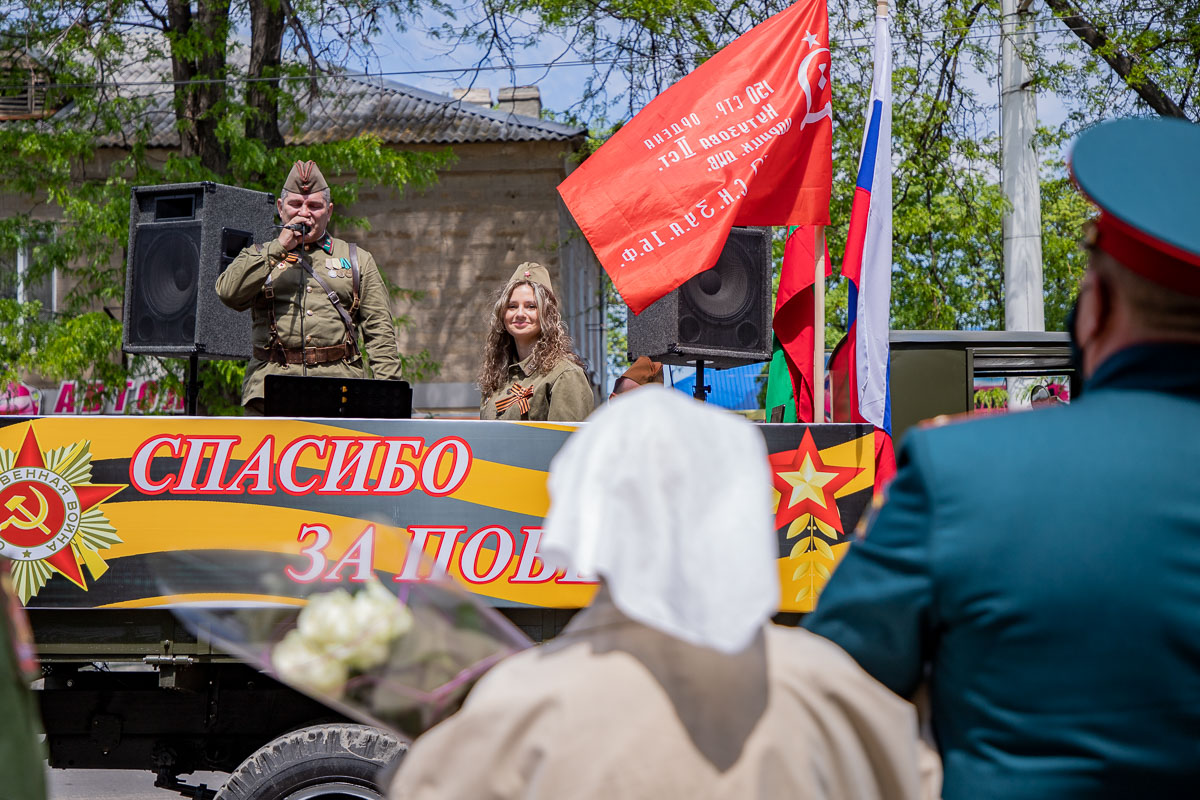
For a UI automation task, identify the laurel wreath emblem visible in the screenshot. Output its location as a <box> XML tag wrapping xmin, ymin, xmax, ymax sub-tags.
<box><xmin>0</xmin><ymin>438</ymin><xmax>124</xmax><ymax>604</ymax></box>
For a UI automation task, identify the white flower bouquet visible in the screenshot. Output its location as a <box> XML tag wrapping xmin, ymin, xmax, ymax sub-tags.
<box><xmin>159</xmin><ymin>550</ymin><xmax>531</xmax><ymax>740</ymax></box>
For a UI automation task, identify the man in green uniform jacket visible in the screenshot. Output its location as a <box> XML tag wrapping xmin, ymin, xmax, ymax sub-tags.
<box><xmin>804</xmin><ymin>117</ymin><xmax>1200</xmax><ymax>800</ymax></box>
<box><xmin>216</xmin><ymin>160</ymin><xmax>402</xmax><ymax>413</ymax></box>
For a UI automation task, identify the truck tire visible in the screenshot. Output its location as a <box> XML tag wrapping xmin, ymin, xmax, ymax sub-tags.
<box><xmin>217</xmin><ymin>723</ymin><xmax>406</xmax><ymax>800</ymax></box>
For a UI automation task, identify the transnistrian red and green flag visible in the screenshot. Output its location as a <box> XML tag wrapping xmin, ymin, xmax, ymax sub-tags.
<box><xmin>558</xmin><ymin>0</ymin><xmax>833</xmax><ymax>314</ymax></box>
<box><xmin>765</xmin><ymin>225</ymin><xmax>830</xmax><ymax>422</ymax></box>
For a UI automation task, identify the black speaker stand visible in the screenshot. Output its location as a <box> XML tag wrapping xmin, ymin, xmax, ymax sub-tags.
<box><xmin>693</xmin><ymin>359</ymin><xmax>710</xmax><ymax>402</ymax></box>
<box><xmin>186</xmin><ymin>353</ymin><xmax>199</xmax><ymax>416</ymax></box>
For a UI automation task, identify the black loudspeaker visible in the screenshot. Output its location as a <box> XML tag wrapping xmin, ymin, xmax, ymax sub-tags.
<box><xmin>627</xmin><ymin>226</ymin><xmax>772</xmax><ymax>369</ymax></box>
<box><xmin>123</xmin><ymin>181</ymin><xmax>276</xmax><ymax>359</ymax></box>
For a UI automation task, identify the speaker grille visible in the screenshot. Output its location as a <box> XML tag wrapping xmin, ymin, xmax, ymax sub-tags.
<box><xmin>627</xmin><ymin>226</ymin><xmax>772</xmax><ymax>369</ymax></box>
<box><xmin>129</xmin><ymin>225</ymin><xmax>200</xmax><ymax>347</ymax></box>
<box><xmin>680</xmin><ymin>242</ymin><xmax>756</xmax><ymax>325</ymax></box>
<box><xmin>676</xmin><ymin>228</ymin><xmax>767</xmax><ymax>352</ymax></box>
<box><xmin>124</xmin><ymin>182</ymin><xmax>276</xmax><ymax>359</ymax></box>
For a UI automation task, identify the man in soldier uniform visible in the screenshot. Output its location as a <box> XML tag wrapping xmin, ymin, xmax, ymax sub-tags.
<box><xmin>803</xmin><ymin>116</ymin><xmax>1200</xmax><ymax>800</ymax></box>
<box><xmin>216</xmin><ymin>160</ymin><xmax>403</xmax><ymax>414</ymax></box>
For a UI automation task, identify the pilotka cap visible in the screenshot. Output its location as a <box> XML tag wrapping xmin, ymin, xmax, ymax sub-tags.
<box><xmin>283</xmin><ymin>160</ymin><xmax>329</xmax><ymax>195</ymax></box>
<box><xmin>509</xmin><ymin>262</ymin><xmax>554</xmax><ymax>296</ymax></box>
<box><xmin>620</xmin><ymin>356</ymin><xmax>665</xmax><ymax>386</ymax></box>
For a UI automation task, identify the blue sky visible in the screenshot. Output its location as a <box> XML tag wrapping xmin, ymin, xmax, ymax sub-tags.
<box><xmin>370</xmin><ymin>17</ymin><xmax>597</xmax><ymax>118</ymax></box>
<box><xmin>367</xmin><ymin>14</ymin><xmax>1072</xmax><ymax>153</ymax></box>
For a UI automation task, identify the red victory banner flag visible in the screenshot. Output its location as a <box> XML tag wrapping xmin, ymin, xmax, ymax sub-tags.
<box><xmin>558</xmin><ymin>1</ymin><xmax>832</xmax><ymax>314</ymax></box>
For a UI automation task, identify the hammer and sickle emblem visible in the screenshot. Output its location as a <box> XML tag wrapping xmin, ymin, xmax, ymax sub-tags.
<box><xmin>796</xmin><ymin>47</ymin><xmax>833</xmax><ymax>129</ymax></box>
<box><xmin>3</xmin><ymin>487</ymin><xmax>51</xmax><ymax>535</ymax></box>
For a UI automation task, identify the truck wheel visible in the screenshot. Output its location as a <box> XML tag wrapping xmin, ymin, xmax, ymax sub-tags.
<box><xmin>217</xmin><ymin>723</ymin><xmax>406</xmax><ymax>800</ymax></box>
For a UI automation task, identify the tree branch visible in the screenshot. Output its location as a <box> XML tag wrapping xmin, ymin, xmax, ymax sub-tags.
<box><xmin>1044</xmin><ymin>0</ymin><xmax>1187</xmax><ymax>118</ymax></box>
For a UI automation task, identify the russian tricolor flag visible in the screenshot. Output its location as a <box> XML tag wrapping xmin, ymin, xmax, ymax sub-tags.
<box><xmin>833</xmin><ymin>12</ymin><xmax>896</xmax><ymax>491</ymax></box>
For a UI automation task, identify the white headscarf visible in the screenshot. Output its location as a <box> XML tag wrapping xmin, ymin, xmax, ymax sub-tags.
<box><xmin>540</xmin><ymin>386</ymin><xmax>779</xmax><ymax>654</ymax></box>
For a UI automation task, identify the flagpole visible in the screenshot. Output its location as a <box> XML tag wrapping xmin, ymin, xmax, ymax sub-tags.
<box><xmin>813</xmin><ymin>226</ymin><xmax>825</xmax><ymax>421</ymax></box>
<box><xmin>817</xmin><ymin>2</ymin><xmax>888</xmax><ymax>423</ymax></box>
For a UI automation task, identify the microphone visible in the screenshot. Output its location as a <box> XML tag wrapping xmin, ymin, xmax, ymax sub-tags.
<box><xmin>280</xmin><ymin>222</ymin><xmax>311</xmax><ymax>235</ymax></box>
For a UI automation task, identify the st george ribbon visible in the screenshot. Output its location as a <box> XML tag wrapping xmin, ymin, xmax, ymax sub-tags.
<box><xmin>558</xmin><ymin>1</ymin><xmax>832</xmax><ymax>314</ymax></box>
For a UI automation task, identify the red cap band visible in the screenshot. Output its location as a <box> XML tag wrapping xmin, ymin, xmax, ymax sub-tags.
<box><xmin>1095</xmin><ymin>211</ymin><xmax>1200</xmax><ymax>297</ymax></box>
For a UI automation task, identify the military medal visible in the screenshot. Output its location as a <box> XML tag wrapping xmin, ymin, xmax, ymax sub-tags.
<box><xmin>326</xmin><ymin>257</ymin><xmax>339</xmax><ymax>278</ymax></box>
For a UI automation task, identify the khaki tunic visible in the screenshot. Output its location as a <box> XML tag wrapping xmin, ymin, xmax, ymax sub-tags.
<box><xmin>389</xmin><ymin>599</ymin><xmax>933</xmax><ymax>800</ymax></box>
<box><xmin>480</xmin><ymin>354</ymin><xmax>594</xmax><ymax>422</ymax></box>
<box><xmin>215</xmin><ymin>236</ymin><xmax>402</xmax><ymax>405</ymax></box>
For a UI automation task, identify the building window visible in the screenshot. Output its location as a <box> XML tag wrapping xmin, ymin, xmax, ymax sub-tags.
<box><xmin>0</xmin><ymin>242</ymin><xmax>55</xmax><ymax>314</ymax></box>
<box><xmin>0</xmin><ymin>58</ymin><xmax>54</xmax><ymax>121</ymax></box>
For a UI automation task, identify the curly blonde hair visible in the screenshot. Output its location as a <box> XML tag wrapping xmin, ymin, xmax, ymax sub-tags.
<box><xmin>477</xmin><ymin>278</ymin><xmax>586</xmax><ymax>398</ymax></box>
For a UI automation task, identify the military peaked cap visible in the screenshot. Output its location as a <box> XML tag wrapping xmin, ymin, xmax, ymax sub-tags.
<box><xmin>1070</xmin><ymin>117</ymin><xmax>1200</xmax><ymax>294</ymax></box>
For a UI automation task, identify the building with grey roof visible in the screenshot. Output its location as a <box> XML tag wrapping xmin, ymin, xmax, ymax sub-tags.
<box><xmin>1</xmin><ymin>41</ymin><xmax>602</xmax><ymax>416</ymax></box>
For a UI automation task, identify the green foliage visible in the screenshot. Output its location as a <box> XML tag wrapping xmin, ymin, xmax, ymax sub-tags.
<box><xmin>395</xmin><ymin>349</ymin><xmax>442</xmax><ymax>382</ymax></box>
<box><xmin>602</xmin><ymin>273</ymin><xmax>628</xmax><ymax>379</ymax></box>
<box><xmin>457</xmin><ymin>0</ymin><xmax>1189</xmax><ymax>372</ymax></box>
<box><xmin>1033</xmin><ymin>1</ymin><xmax>1200</xmax><ymax>121</ymax></box>
<box><xmin>0</xmin><ymin>300</ymin><xmax>49</xmax><ymax>391</ymax></box>
<box><xmin>27</xmin><ymin>313</ymin><xmax>128</xmax><ymax>406</ymax></box>
<box><xmin>974</xmin><ymin>385</ymin><xmax>1007</xmax><ymax>409</ymax></box>
<box><xmin>5</xmin><ymin>0</ymin><xmax>1195</xmax><ymax>409</ymax></box>
<box><xmin>0</xmin><ymin>0</ymin><xmax>451</xmax><ymax>412</ymax></box>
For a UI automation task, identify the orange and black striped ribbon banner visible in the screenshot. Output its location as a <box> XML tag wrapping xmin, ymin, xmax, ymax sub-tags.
<box><xmin>0</xmin><ymin>417</ymin><xmax>875</xmax><ymax>613</ymax></box>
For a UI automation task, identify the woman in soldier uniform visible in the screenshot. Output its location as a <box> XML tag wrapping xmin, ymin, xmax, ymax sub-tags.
<box><xmin>478</xmin><ymin>263</ymin><xmax>593</xmax><ymax>422</ymax></box>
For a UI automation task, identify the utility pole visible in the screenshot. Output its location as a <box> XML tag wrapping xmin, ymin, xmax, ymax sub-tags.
<box><xmin>1000</xmin><ymin>0</ymin><xmax>1044</xmax><ymax>333</ymax></box>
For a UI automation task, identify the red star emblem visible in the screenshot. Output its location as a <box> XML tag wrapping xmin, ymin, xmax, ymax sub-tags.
<box><xmin>769</xmin><ymin>429</ymin><xmax>864</xmax><ymax>534</ymax></box>
<box><xmin>4</xmin><ymin>427</ymin><xmax>124</xmax><ymax>589</ymax></box>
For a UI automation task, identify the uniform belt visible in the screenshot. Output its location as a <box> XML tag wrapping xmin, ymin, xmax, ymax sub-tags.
<box><xmin>254</xmin><ymin>344</ymin><xmax>350</xmax><ymax>366</ymax></box>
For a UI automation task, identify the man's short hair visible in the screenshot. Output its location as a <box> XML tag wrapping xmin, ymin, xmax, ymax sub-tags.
<box><xmin>1092</xmin><ymin>248</ymin><xmax>1200</xmax><ymax>336</ymax></box>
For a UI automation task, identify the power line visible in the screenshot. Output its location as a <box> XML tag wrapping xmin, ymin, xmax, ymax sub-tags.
<box><xmin>0</xmin><ymin>14</ymin><xmax>1178</xmax><ymax>94</ymax></box>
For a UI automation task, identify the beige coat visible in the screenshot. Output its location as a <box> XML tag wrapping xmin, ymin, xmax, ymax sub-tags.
<box><xmin>389</xmin><ymin>600</ymin><xmax>932</xmax><ymax>800</ymax></box>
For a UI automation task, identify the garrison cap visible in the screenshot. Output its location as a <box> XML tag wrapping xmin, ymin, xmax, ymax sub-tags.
<box><xmin>1070</xmin><ymin>117</ymin><xmax>1200</xmax><ymax>294</ymax></box>
<box><xmin>509</xmin><ymin>261</ymin><xmax>554</xmax><ymax>295</ymax></box>
<box><xmin>619</xmin><ymin>356</ymin><xmax>664</xmax><ymax>386</ymax></box>
<box><xmin>283</xmin><ymin>160</ymin><xmax>329</xmax><ymax>195</ymax></box>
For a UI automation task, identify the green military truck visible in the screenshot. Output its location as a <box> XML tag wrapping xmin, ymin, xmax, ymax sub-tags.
<box><xmin>10</xmin><ymin>411</ymin><xmax>875</xmax><ymax>798</ymax></box>
<box><xmin>13</xmin><ymin>331</ymin><xmax>1070</xmax><ymax>799</ymax></box>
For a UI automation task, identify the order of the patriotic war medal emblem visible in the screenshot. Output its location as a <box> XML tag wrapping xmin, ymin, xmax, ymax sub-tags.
<box><xmin>0</xmin><ymin>428</ymin><xmax>125</xmax><ymax>604</ymax></box>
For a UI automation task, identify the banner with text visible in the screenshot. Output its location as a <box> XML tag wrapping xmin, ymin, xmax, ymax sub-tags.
<box><xmin>1</xmin><ymin>381</ymin><xmax>185</xmax><ymax>416</ymax></box>
<box><xmin>0</xmin><ymin>416</ymin><xmax>872</xmax><ymax>613</ymax></box>
<box><xmin>558</xmin><ymin>0</ymin><xmax>832</xmax><ymax>313</ymax></box>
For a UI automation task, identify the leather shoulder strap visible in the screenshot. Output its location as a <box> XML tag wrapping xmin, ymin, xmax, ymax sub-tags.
<box><xmin>297</xmin><ymin>255</ymin><xmax>360</xmax><ymax>355</ymax></box>
<box><xmin>262</xmin><ymin>256</ymin><xmax>280</xmax><ymax>349</ymax></box>
<box><xmin>348</xmin><ymin>243</ymin><xmax>361</xmax><ymax>315</ymax></box>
